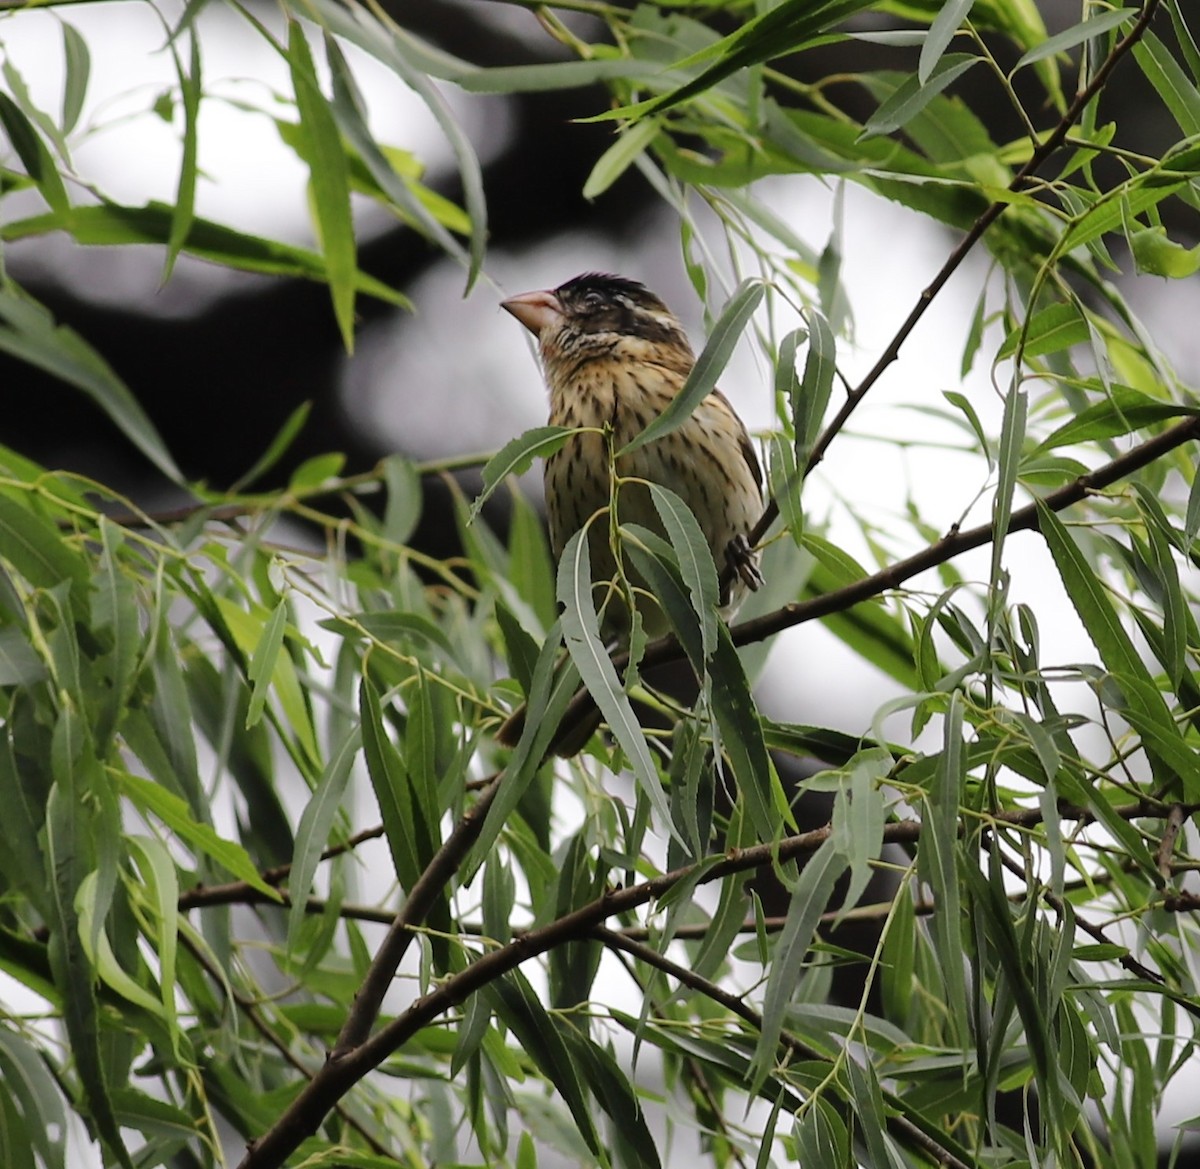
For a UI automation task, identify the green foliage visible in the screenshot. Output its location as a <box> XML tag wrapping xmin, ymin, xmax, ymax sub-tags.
<box><xmin>2</xmin><ymin>2</ymin><xmax>1200</xmax><ymax>1168</ymax></box>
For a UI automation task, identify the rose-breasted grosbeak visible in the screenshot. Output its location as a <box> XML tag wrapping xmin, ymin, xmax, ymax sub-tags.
<box><xmin>497</xmin><ymin>272</ymin><xmax>764</xmax><ymax>750</ymax></box>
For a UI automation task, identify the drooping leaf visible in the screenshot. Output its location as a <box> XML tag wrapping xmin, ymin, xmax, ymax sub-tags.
<box><xmin>619</xmin><ymin>279</ymin><xmax>764</xmax><ymax>456</ymax></box>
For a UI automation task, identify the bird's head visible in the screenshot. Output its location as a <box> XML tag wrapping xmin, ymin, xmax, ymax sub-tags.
<box><xmin>502</xmin><ymin>273</ymin><xmax>693</xmax><ymax>372</ymax></box>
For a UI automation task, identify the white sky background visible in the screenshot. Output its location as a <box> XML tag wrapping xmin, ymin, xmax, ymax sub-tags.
<box><xmin>3</xmin><ymin>0</ymin><xmax>1200</xmax><ymax>1158</ymax></box>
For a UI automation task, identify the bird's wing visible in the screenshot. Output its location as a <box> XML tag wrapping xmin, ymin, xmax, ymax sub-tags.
<box><xmin>712</xmin><ymin>388</ymin><xmax>763</xmax><ymax>490</ymax></box>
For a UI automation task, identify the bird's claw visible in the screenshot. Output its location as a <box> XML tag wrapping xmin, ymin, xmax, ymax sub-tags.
<box><xmin>726</xmin><ymin>534</ymin><xmax>764</xmax><ymax>591</ymax></box>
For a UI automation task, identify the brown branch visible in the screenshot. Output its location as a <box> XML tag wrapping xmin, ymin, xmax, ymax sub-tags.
<box><xmin>235</xmin><ymin>797</ymin><xmax>1192</xmax><ymax>1168</ymax></box>
<box><xmin>549</xmin><ymin>413</ymin><xmax>1200</xmax><ymax>749</ymax></box>
<box><xmin>746</xmin><ymin>0</ymin><xmax>1166</xmax><ymax>549</ymax></box>
<box><xmin>1157</xmin><ymin>803</ymin><xmax>1186</xmax><ymax>881</ymax></box>
<box><xmin>97</xmin><ymin>453</ymin><xmax>493</xmax><ymax>530</ymax></box>
<box><xmin>1162</xmin><ymin>891</ymin><xmax>1200</xmax><ymax>913</ymax></box>
<box><xmin>177</xmin><ymin>824</ymin><xmax>385</xmax><ymax>911</ymax></box>
<box><xmin>329</xmin><ymin>773</ymin><xmax>503</xmax><ymax>1056</ymax></box>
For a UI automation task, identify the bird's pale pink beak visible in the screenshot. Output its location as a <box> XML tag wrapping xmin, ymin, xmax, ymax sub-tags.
<box><xmin>501</xmin><ymin>289</ymin><xmax>564</xmax><ymax>336</ymax></box>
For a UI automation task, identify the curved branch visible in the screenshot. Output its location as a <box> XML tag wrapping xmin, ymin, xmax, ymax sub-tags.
<box><xmin>235</xmin><ymin>797</ymin><xmax>1189</xmax><ymax>1168</ymax></box>
<box><xmin>549</xmin><ymin>413</ymin><xmax>1200</xmax><ymax>748</ymax></box>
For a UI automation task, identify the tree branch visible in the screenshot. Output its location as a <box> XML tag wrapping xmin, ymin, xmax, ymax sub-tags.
<box><xmin>235</xmin><ymin>797</ymin><xmax>1192</xmax><ymax>1168</ymax></box>
<box><xmin>549</xmin><ymin>413</ymin><xmax>1200</xmax><ymax>748</ymax></box>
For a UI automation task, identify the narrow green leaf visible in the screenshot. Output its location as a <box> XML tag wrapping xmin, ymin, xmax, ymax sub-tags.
<box><xmin>229</xmin><ymin>401</ymin><xmax>312</xmax><ymax>493</ymax></box>
<box><xmin>998</xmin><ymin>302</ymin><xmax>1091</xmax><ymax>362</ymax></box>
<box><xmin>146</xmin><ymin>622</ymin><xmax>203</xmax><ymax>814</ymax></box>
<box><xmin>750</xmin><ymin>835</ymin><xmax>846</xmax><ymax>1094</ymax></box>
<box><xmin>44</xmin><ymin>780</ymin><xmax>133</xmax><ymax>1168</ymax></box>
<box><xmin>648</xmin><ymin>483</ymin><xmax>719</xmax><ymax>661</ymax></box>
<box><xmin>2</xmin><ymin>204</ymin><xmax>409</xmax><ymax>308</ymax></box>
<box><xmin>861</xmin><ymin>55</ymin><xmax>979</xmax><ymax>140</ymax></box>
<box><xmin>321</xmin><ymin>609</ymin><xmax>455</xmax><ymax>658</ymax></box>
<box><xmin>0</xmin><ymin>93</ymin><xmax>69</xmax><ymax>215</ymax></box>
<box><xmin>775</xmin><ymin>327</ymin><xmax>803</xmax><ymax>435</ymax></box>
<box><xmin>557</xmin><ymin>529</ymin><xmax>676</xmax><ymax>833</ymax></box>
<box><xmin>989</xmin><ymin>387</ymin><xmax>1026</xmax><ymax>588</ymax></box>
<box><xmin>403</xmin><ymin>669</ymin><xmax>450</xmax><ymax>871</ymax></box>
<box><xmin>1014</xmin><ymin>8</ymin><xmax>1134</xmax><ymax>69</ymax></box>
<box><xmin>164</xmin><ymin>29</ymin><xmax>201</xmax><ymax>282</ymax></box>
<box><xmin>215</xmin><ymin>597</ymin><xmax>320</xmax><ymax>766</ymax></box>
<box><xmin>767</xmin><ymin>434</ymin><xmax>805</xmax><ymax>547</ymax></box>
<box><xmin>287</xmin><ymin>21</ymin><xmax>357</xmax><ymax>350</ymax></box>
<box><xmin>0</xmin><ymin>282</ymin><xmax>183</xmax><ymax>482</ymax></box>
<box><xmin>313</xmin><ymin>1</ymin><xmax>487</xmax><ymax>289</ymax></box>
<box><xmin>360</xmin><ymin>677</ymin><xmax>420</xmax><ymax>891</ymax></box>
<box><xmin>919</xmin><ymin>693</ymin><xmax>970</xmax><ymax>1045</ymax></box>
<box><xmin>713</xmin><ymin>622</ymin><xmax>790</xmax><ymax>843</ymax></box>
<box><xmin>964</xmin><ymin>860</ymin><xmax>1061</xmax><ymax>1129</ymax></box>
<box><xmin>0</xmin><ymin>493</ymin><xmax>90</xmax><ymax>614</ymax></box>
<box><xmin>794</xmin><ymin>1098</ymin><xmax>849</xmax><ymax>1167</ymax></box>
<box><xmin>76</xmin><ymin>872</ymin><xmax>165</xmax><ymax>1019</ymax></box>
<box><xmin>795</xmin><ymin>312</ymin><xmax>836</xmax><ymax>471</ymax></box>
<box><xmin>1034</xmin><ymin>385</ymin><xmax>1196</xmax><ymax>451</ymax></box>
<box><xmin>93</xmin><ymin>520</ymin><xmax>141</xmax><ymax>744</ymax></box>
<box><xmin>508</xmin><ymin>487</ymin><xmax>557</xmax><ymax>632</ymax></box>
<box><xmin>832</xmin><ymin>748</ymin><xmax>888</xmax><ymax>914</ymax></box>
<box><xmin>558</xmin><ymin>1022</ymin><xmax>662</xmax><ymax>1169</ymax></box>
<box><xmin>583</xmin><ymin>116</ymin><xmax>662</xmax><ymax>200</ymax></box>
<box><xmin>470</xmin><ymin>427</ymin><xmax>573</xmax><ymax>523</ymax></box>
<box><xmin>116</xmin><ymin>771</ymin><xmax>281</xmax><ymax>898</ymax></box>
<box><xmin>485</xmin><ymin>972</ymin><xmax>604</xmax><ymax>1159</ymax></box>
<box><xmin>382</xmin><ymin>454</ymin><xmax>422</xmax><ymax>546</ymax></box>
<box><xmin>846</xmin><ymin>1054</ymin><xmax>898</xmax><ymax>1169</ymax></box>
<box><xmin>1038</xmin><ymin>505</ymin><xmax>1195</xmax><ymax>794</ymax></box>
<box><xmin>920</xmin><ymin>0</ymin><xmax>976</xmax><ymax>84</ymax></box>
<box><xmin>1129</xmin><ymin>225</ymin><xmax>1200</xmax><ymax>278</ymax></box>
<box><xmin>465</xmin><ymin>622</ymin><xmax>578</xmax><ymax>880</ymax></box>
<box><xmin>246</xmin><ymin>601</ymin><xmax>289</xmax><ymax>730</ymax></box>
<box><xmin>619</xmin><ymin>279</ymin><xmax>764</xmax><ymax>457</ymax></box>
<box><xmin>622</xmin><ymin>524</ymin><xmax>707</xmax><ymax>673</ymax></box>
<box><xmin>611</xmin><ymin>0</ymin><xmax>877</xmax><ymax>121</ymax></box>
<box><xmin>0</xmin><ymin>1027</ymin><xmax>67</xmax><ymax>1169</ymax></box>
<box><xmin>0</xmin><ymin>626</ymin><xmax>46</xmax><ymax>685</ymax></box>
<box><xmin>324</xmin><ymin>33</ymin><xmax>470</xmax><ymax>269</ymax></box>
<box><xmin>287</xmin><ymin>726</ymin><xmax>360</xmax><ymax>954</ymax></box>
<box><xmin>1133</xmin><ymin>31</ymin><xmax>1200</xmax><ymax>137</ymax></box>
<box><xmin>880</xmin><ymin>886</ymin><xmax>917</xmax><ymax>1027</ymax></box>
<box><xmin>60</xmin><ymin>21</ymin><xmax>91</xmax><ymax>134</ymax></box>
<box><xmin>944</xmin><ymin>391</ymin><xmax>991</xmax><ymax>465</ymax></box>
<box><xmin>1142</xmin><ymin>516</ymin><xmax>1186</xmax><ymax>688</ymax></box>
<box><xmin>1185</xmin><ymin>466</ymin><xmax>1200</xmax><ymax>545</ymax></box>
<box><xmin>495</xmin><ymin>602</ymin><xmax>540</xmax><ymax>696</ymax></box>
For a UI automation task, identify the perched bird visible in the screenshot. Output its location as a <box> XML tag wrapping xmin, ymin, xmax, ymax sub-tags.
<box><xmin>496</xmin><ymin>273</ymin><xmax>764</xmax><ymax>751</ymax></box>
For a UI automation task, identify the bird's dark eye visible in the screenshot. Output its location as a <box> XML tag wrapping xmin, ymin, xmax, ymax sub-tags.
<box><xmin>580</xmin><ymin>291</ymin><xmax>606</xmax><ymax>312</ymax></box>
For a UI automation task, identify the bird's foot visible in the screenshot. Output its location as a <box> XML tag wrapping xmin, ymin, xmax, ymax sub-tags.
<box><xmin>726</xmin><ymin>534</ymin><xmax>764</xmax><ymax>591</ymax></box>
